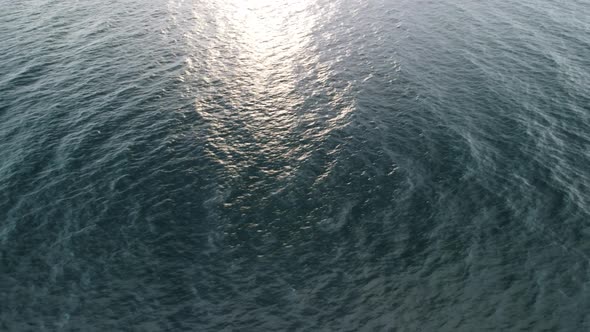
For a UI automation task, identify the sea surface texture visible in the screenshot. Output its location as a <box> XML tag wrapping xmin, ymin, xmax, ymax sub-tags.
<box><xmin>1</xmin><ymin>0</ymin><xmax>590</xmax><ymax>330</ymax></box>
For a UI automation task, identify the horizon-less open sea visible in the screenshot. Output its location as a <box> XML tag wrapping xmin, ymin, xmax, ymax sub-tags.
<box><xmin>1</xmin><ymin>0</ymin><xmax>590</xmax><ymax>330</ymax></box>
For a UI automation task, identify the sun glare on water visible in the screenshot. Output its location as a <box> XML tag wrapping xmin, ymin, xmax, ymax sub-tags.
<box><xmin>173</xmin><ymin>0</ymin><xmax>346</xmax><ymax>178</ymax></box>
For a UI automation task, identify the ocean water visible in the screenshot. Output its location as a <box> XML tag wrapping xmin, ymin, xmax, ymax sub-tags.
<box><xmin>1</xmin><ymin>0</ymin><xmax>589</xmax><ymax>330</ymax></box>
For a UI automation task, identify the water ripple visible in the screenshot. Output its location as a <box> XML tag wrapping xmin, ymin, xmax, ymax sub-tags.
<box><xmin>1</xmin><ymin>0</ymin><xmax>589</xmax><ymax>330</ymax></box>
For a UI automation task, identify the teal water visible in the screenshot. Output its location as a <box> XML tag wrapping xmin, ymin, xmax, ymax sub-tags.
<box><xmin>1</xmin><ymin>0</ymin><xmax>589</xmax><ymax>330</ymax></box>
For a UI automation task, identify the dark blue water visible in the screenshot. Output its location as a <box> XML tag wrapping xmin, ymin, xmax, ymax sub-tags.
<box><xmin>1</xmin><ymin>0</ymin><xmax>589</xmax><ymax>330</ymax></box>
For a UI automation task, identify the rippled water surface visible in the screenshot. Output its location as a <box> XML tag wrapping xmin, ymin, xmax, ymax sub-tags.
<box><xmin>1</xmin><ymin>0</ymin><xmax>590</xmax><ymax>330</ymax></box>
